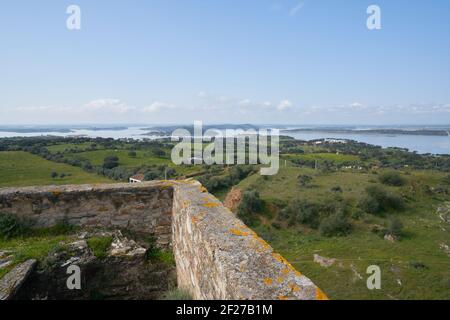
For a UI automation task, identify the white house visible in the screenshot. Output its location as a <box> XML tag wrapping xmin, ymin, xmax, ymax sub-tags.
<box><xmin>129</xmin><ymin>174</ymin><xmax>145</xmax><ymax>183</ymax></box>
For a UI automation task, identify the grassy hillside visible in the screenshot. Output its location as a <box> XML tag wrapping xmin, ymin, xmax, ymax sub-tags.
<box><xmin>0</xmin><ymin>151</ymin><xmax>112</xmax><ymax>187</ymax></box>
<box><xmin>236</xmin><ymin>165</ymin><xmax>450</xmax><ymax>299</ymax></box>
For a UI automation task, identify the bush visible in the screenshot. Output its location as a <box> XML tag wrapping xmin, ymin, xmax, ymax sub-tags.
<box><xmin>298</xmin><ymin>174</ymin><xmax>313</xmax><ymax>187</ymax></box>
<box><xmin>444</xmin><ymin>175</ymin><xmax>450</xmax><ymax>185</ymax></box>
<box><xmin>51</xmin><ymin>171</ymin><xmax>58</xmax><ymax>178</ymax></box>
<box><xmin>103</xmin><ymin>155</ymin><xmax>119</xmax><ymax>169</ymax></box>
<box><xmin>379</xmin><ymin>171</ymin><xmax>406</xmax><ymax>186</ymax></box>
<box><xmin>161</xmin><ymin>288</ymin><xmax>192</xmax><ymax>300</ymax></box>
<box><xmin>87</xmin><ymin>236</ymin><xmax>113</xmax><ymax>259</ymax></box>
<box><xmin>237</xmin><ymin>190</ymin><xmax>263</xmax><ymax>226</ymax></box>
<box><xmin>128</xmin><ymin>151</ymin><xmax>137</xmax><ymax>157</ymax></box>
<box><xmin>386</xmin><ymin>216</ymin><xmax>404</xmax><ymax>237</ymax></box>
<box><xmin>152</xmin><ymin>148</ymin><xmax>166</xmax><ymax>157</ymax></box>
<box><xmin>319</xmin><ymin>212</ymin><xmax>351</xmax><ymax>237</ymax></box>
<box><xmin>0</xmin><ymin>213</ymin><xmax>32</xmax><ymax>239</ymax></box>
<box><xmin>290</xmin><ymin>199</ymin><xmax>320</xmax><ymax>228</ymax></box>
<box><xmin>359</xmin><ymin>185</ymin><xmax>405</xmax><ymax>215</ymax></box>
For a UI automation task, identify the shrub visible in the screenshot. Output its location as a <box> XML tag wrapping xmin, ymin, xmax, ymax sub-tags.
<box><xmin>379</xmin><ymin>171</ymin><xmax>406</xmax><ymax>186</ymax></box>
<box><xmin>298</xmin><ymin>174</ymin><xmax>313</xmax><ymax>187</ymax></box>
<box><xmin>128</xmin><ymin>151</ymin><xmax>137</xmax><ymax>157</ymax></box>
<box><xmin>87</xmin><ymin>236</ymin><xmax>113</xmax><ymax>259</ymax></box>
<box><xmin>103</xmin><ymin>155</ymin><xmax>119</xmax><ymax>169</ymax></box>
<box><xmin>442</xmin><ymin>174</ymin><xmax>450</xmax><ymax>185</ymax></box>
<box><xmin>0</xmin><ymin>213</ymin><xmax>32</xmax><ymax>239</ymax></box>
<box><xmin>359</xmin><ymin>185</ymin><xmax>405</xmax><ymax>215</ymax></box>
<box><xmin>386</xmin><ymin>216</ymin><xmax>404</xmax><ymax>237</ymax></box>
<box><xmin>161</xmin><ymin>288</ymin><xmax>192</xmax><ymax>300</ymax></box>
<box><xmin>290</xmin><ymin>199</ymin><xmax>320</xmax><ymax>228</ymax></box>
<box><xmin>319</xmin><ymin>212</ymin><xmax>351</xmax><ymax>237</ymax></box>
<box><xmin>152</xmin><ymin>148</ymin><xmax>166</xmax><ymax>157</ymax></box>
<box><xmin>237</xmin><ymin>190</ymin><xmax>263</xmax><ymax>227</ymax></box>
<box><xmin>331</xmin><ymin>186</ymin><xmax>343</xmax><ymax>193</ymax></box>
<box><xmin>51</xmin><ymin>171</ymin><xmax>58</xmax><ymax>178</ymax></box>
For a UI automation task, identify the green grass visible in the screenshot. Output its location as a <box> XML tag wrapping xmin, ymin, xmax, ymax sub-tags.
<box><xmin>237</xmin><ymin>166</ymin><xmax>450</xmax><ymax>299</ymax></box>
<box><xmin>146</xmin><ymin>247</ymin><xmax>175</xmax><ymax>266</ymax></box>
<box><xmin>64</xmin><ymin>149</ymin><xmax>202</xmax><ymax>176</ymax></box>
<box><xmin>65</xmin><ymin>149</ymin><xmax>169</xmax><ymax>167</ymax></box>
<box><xmin>87</xmin><ymin>236</ymin><xmax>113</xmax><ymax>259</ymax></box>
<box><xmin>0</xmin><ymin>234</ymin><xmax>72</xmax><ymax>279</ymax></box>
<box><xmin>0</xmin><ymin>151</ymin><xmax>112</xmax><ymax>188</ymax></box>
<box><xmin>282</xmin><ymin>152</ymin><xmax>360</xmax><ymax>164</ymax></box>
<box><xmin>160</xmin><ymin>288</ymin><xmax>192</xmax><ymax>300</ymax></box>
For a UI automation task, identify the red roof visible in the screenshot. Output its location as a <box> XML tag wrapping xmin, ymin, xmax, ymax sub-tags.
<box><xmin>130</xmin><ymin>174</ymin><xmax>145</xmax><ymax>181</ymax></box>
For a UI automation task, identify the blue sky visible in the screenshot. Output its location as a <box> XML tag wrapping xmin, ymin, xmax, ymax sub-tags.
<box><xmin>1</xmin><ymin>0</ymin><xmax>450</xmax><ymax>125</ymax></box>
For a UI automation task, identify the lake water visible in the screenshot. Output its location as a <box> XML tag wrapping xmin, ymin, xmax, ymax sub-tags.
<box><xmin>284</xmin><ymin>131</ymin><xmax>450</xmax><ymax>155</ymax></box>
<box><xmin>1</xmin><ymin>126</ymin><xmax>449</xmax><ymax>155</ymax></box>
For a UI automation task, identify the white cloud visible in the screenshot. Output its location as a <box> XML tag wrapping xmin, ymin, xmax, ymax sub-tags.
<box><xmin>197</xmin><ymin>91</ymin><xmax>207</xmax><ymax>98</ymax></box>
<box><xmin>238</xmin><ymin>99</ymin><xmax>252</xmax><ymax>106</ymax></box>
<box><xmin>289</xmin><ymin>2</ymin><xmax>304</xmax><ymax>17</ymax></box>
<box><xmin>277</xmin><ymin>100</ymin><xmax>293</xmax><ymax>111</ymax></box>
<box><xmin>83</xmin><ymin>99</ymin><xmax>134</xmax><ymax>113</ymax></box>
<box><xmin>142</xmin><ymin>101</ymin><xmax>176</xmax><ymax>113</ymax></box>
<box><xmin>349</xmin><ymin>102</ymin><xmax>365</xmax><ymax>108</ymax></box>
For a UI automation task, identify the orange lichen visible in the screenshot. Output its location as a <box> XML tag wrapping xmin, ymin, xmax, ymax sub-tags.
<box><xmin>278</xmin><ymin>295</ymin><xmax>288</xmax><ymax>300</ymax></box>
<box><xmin>199</xmin><ymin>186</ymin><xmax>208</xmax><ymax>193</ymax></box>
<box><xmin>263</xmin><ymin>278</ymin><xmax>273</xmax><ymax>285</ymax></box>
<box><xmin>229</xmin><ymin>228</ymin><xmax>250</xmax><ymax>236</ymax></box>
<box><xmin>289</xmin><ymin>283</ymin><xmax>300</xmax><ymax>293</ymax></box>
<box><xmin>203</xmin><ymin>202</ymin><xmax>220</xmax><ymax>208</ymax></box>
<box><xmin>281</xmin><ymin>268</ymin><xmax>290</xmax><ymax>275</ymax></box>
<box><xmin>276</xmin><ymin>277</ymin><xmax>284</xmax><ymax>283</ymax></box>
<box><xmin>316</xmin><ymin>288</ymin><xmax>328</xmax><ymax>300</ymax></box>
<box><xmin>253</xmin><ymin>235</ymin><xmax>271</xmax><ymax>251</ymax></box>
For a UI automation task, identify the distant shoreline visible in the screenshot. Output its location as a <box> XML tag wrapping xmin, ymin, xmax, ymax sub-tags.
<box><xmin>281</xmin><ymin>128</ymin><xmax>450</xmax><ymax>137</ymax></box>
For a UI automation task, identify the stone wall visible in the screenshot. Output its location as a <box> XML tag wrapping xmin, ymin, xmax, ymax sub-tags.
<box><xmin>0</xmin><ymin>181</ymin><xmax>327</xmax><ymax>300</ymax></box>
<box><xmin>0</xmin><ymin>182</ymin><xmax>173</xmax><ymax>248</ymax></box>
<box><xmin>172</xmin><ymin>181</ymin><xmax>327</xmax><ymax>300</ymax></box>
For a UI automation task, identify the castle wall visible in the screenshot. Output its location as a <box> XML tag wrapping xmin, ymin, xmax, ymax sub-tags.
<box><xmin>0</xmin><ymin>182</ymin><xmax>173</xmax><ymax>248</ymax></box>
<box><xmin>0</xmin><ymin>181</ymin><xmax>327</xmax><ymax>300</ymax></box>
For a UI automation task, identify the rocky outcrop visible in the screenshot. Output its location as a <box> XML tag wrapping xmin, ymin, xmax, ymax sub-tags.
<box><xmin>223</xmin><ymin>187</ymin><xmax>242</xmax><ymax>213</ymax></box>
<box><xmin>313</xmin><ymin>254</ymin><xmax>336</xmax><ymax>267</ymax></box>
<box><xmin>0</xmin><ymin>259</ymin><xmax>36</xmax><ymax>300</ymax></box>
<box><xmin>437</xmin><ymin>202</ymin><xmax>450</xmax><ymax>223</ymax></box>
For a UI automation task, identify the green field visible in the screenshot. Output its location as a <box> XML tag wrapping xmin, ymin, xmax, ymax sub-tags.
<box><xmin>64</xmin><ymin>149</ymin><xmax>202</xmax><ymax>176</ymax></box>
<box><xmin>237</xmin><ymin>166</ymin><xmax>450</xmax><ymax>299</ymax></box>
<box><xmin>282</xmin><ymin>152</ymin><xmax>360</xmax><ymax>164</ymax></box>
<box><xmin>0</xmin><ymin>151</ymin><xmax>112</xmax><ymax>187</ymax></box>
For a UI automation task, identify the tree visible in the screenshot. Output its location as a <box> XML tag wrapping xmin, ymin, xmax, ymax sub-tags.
<box><xmin>237</xmin><ymin>190</ymin><xmax>263</xmax><ymax>227</ymax></box>
<box><xmin>103</xmin><ymin>155</ymin><xmax>119</xmax><ymax>169</ymax></box>
<box><xmin>359</xmin><ymin>185</ymin><xmax>405</xmax><ymax>215</ymax></box>
<box><xmin>379</xmin><ymin>171</ymin><xmax>406</xmax><ymax>186</ymax></box>
<box><xmin>153</xmin><ymin>148</ymin><xmax>166</xmax><ymax>157</ymax></box>
<box><xmin>319</xmin><ymin>212</ymin><xmax>351</xmax><ymax>237</ymax></box>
